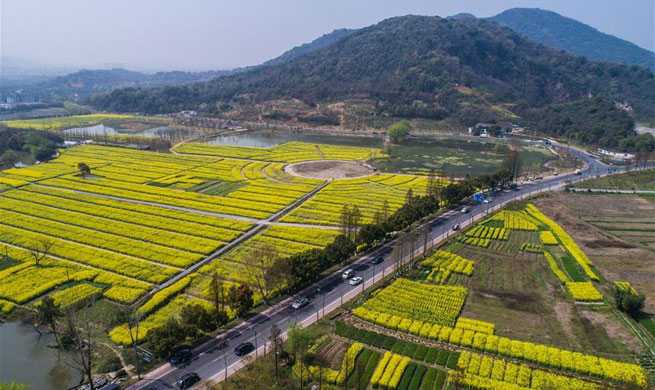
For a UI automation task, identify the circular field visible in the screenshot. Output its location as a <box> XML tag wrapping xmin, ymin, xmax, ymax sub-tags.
<box><xmin>285</xmin><ymin>160</ymin><xmax>375</xmax><ymax>179</ymax></box>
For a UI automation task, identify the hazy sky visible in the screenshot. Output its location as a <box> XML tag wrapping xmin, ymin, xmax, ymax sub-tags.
<box><xmin>2</xmin><ymin>0</ymin><xmax>654</xmax><ymax>72</ymax></box>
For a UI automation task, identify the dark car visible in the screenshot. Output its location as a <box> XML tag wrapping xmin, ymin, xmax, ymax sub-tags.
<box><xmin>234</xmin><ymin>342</ymin><xmax>255</xmax><ymax>356</ymax></box>
<box><xmin>370</xmin><ymin>256</ymin><xmax>383</xmax><ymax>265</ymax></box>
<box><xmin>176</xmin><ymin>372</ymin><xmax>200</xmax><ymax>389</ymax></box>
<box><xmin>98</xmin><ymin>384</ymin><xmax>120</xmax><ymax>390</ymax></box>
<box><xmin>170</xmin><ymin>349</ymin><xmax>192</xmax><ymax>366</ymax></box>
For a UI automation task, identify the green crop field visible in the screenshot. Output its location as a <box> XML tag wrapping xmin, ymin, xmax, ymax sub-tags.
<box><xmin>1</xmin><ymin>113</ymin><xmax>170</xmax><ymax>130</ymax></box>
<box><xmin>577</xmin><ymin>169</ymin><xmax>655</xmax><ymax>191</ymax></box>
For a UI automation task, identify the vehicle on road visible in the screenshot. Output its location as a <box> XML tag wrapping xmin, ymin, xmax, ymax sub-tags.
<box><xmin>170</xmin><ymin>349</ymin><xmax>192</xmax><ymax>366</ymax></box>
<box><xmin>453</xmin><ymin>224</ymin><xmax>460</xmax><ymax>231</ymax></box>
<box><xmin>574</xmin><ymin>169</ymin><xmax>582</xmax><ymax>175</ymax></box>
<box><xmin>349</xmin><ymin>276</ymin><xmax>363</xmax><ymax>286</ymax></box>
<box><xmin>98</xmin><ymin>384</ymin><xmax>119</xmax><ymax>390</ymax></box>
<box><xmin>483</xmin><ymin>197</ymin><xmax>493</xmax><ymax>203</ymax></box>
<box><xmin>461</xmin><ymin>207</ymin><xmax>470</xmax><ymax>214</ymax></box>
<box><xmin>176</xmin><ymin>372</ymin><xmax>200</xmax><ymax>389</ymax></box>
<box><xmin>291</xmin><ymin>297</ymin><xmax>310</xmax><ymax>310</ymax></box>
<box><xmin>342</xmin><ymin>269</ymin><xmax>354</xmax><ymax>279</ymax></box>
<box><xmin>370</xmin><ymin>256</ymin><xmax>383</xmax><ymax>265</ymax></box>
<box><xmin>234</xmin><ymin>342</ymin><xmax>255</xmax><ymax>356</ymax></box>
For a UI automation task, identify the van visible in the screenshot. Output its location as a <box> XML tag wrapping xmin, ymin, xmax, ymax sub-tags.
<box><xmin>342</xmin><ymin>269</ymin><xmax>354</xmax><ymax>279</ymax></box>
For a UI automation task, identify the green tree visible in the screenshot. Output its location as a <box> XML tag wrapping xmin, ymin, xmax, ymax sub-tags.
<box><xmin>0</xmin><ymin>150</ymin><xmax>18</xmax><ymax>168</ymax></box>
<box><xmin>149</xmin><ymin>317</ymin><xmax>187</xmax><ymax>358</ymax></box>
<box><xmin>387</xmin><ymin>120</ymin><xmax>411</xmax><ymax>144</ymax></box>
<box><xmin>180</xmin><ymin>303</ymin><xmax>215</xmax><ymax>332</ymax></box>
<box><xmin>77</xmin><ymin>162</ymin><xmax>91</xmax><ymax>178</ymax></box>
<box><xmin>227</xmin><ymin>284</ymin><xmax>254</xmax><ymax>318</ymax></box>
<box><xmin>37</xmin><ymin>296</ymin><xmax>62</xmax><ymax>346</ymax></box>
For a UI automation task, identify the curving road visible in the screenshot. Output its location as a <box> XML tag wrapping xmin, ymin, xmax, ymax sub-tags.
<box><xmin>127</xmin><ymin>139</ymin><xmax>652</xmax><ymax>390</ymax></box>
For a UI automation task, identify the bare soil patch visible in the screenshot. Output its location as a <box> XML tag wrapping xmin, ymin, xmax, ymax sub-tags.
<box><xmin>285</xmin><ymin>160</ymin><xmax>375</xmax><ymax>179</ymax></box>
<box><xmin>578</xmin><ymin>309</ymin><xmax>644</xmax><ymax>353</ymax></box>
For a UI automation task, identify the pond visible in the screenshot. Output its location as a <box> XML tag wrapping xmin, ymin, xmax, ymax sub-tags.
<box><xmin>0</xmin><ymin>321</ymin><xmax>79</xmax><ymax>390</ymax></box>
<box><xmin>204</xmin><ymin>130</ymin><xmax>382</xmax><ymax>148</ymax></box>
<box><xmin>203</xmin><ymin>131</ymin><xmax>555</xmax><ymax>177</ymax></box>
<box><xmin>63</xmin><ymin>123</ymin><xmax>203</xmax><ymax>138</ymax></box>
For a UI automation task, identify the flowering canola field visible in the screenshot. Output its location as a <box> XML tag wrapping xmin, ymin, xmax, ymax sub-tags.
<box><xmin>0</xmin><ymin>141</ymin><xmax>435</xmax><ymax>348</ymax></box>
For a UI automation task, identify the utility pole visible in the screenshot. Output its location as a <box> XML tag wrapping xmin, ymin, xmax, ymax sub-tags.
<box><xmin>252</xmin><ymin>326</ymin><xmax>258</xmax><ymax>358</ymax></box>
<box><xmin>316</xmin><ymin>289</ymin><xmax>320</xmax><ymax>322</ymax></box>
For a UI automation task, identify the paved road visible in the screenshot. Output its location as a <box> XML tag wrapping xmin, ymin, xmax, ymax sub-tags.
<box><xmin>127</xmin><ymin>139</ymin><xmax>653</xmax><ymax>390</ymax></box>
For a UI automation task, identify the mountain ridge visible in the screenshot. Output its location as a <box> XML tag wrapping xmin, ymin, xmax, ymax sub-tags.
<box><xmin>487</xmin><ymin>8</ymin><xmax>655</xmax><ymax>71</ymax></box>
<box><xmin>90</xmin><ymin>15</ymin><xmax>655</xmax><ymax>124</ymax></box>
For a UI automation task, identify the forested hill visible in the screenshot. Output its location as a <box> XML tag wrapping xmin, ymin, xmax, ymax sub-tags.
<box><xmin>31</xmin><ymin>68</ymin><xmax>234</xmax><ymax>100</ymax></box>
<box><xmin>90</xmin><ymin>15</ymin><xmax>655</xmax><ymax>125</ymax></box>
<box><xmin>488</xmin><ymin>8</ymin><xmax>655</xmax><ymax>72</ymax></box>
<box><xmin>262</xmin><ymin>28</ymin><xmax>356</xmax><ymax>67</ymax></box>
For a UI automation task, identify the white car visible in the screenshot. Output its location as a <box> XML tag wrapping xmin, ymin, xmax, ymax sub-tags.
<box><xmin>349</xmin><ymin>276</ymin><xmax>363</xmax><ymax>286</ymax></box>
<box><xmin>342</xmin><ymin>269</ymin><xmax>354</xmax><ymax>279</ymax></box>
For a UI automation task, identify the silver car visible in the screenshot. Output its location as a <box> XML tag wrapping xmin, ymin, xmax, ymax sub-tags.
<box><xmin>349</xmin><ymin>276</ymin><xmax>363</xmax><ymax>286</ymax></box>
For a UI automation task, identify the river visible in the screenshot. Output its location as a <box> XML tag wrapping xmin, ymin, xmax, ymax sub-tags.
<box><xmin>0</xmin><ymin>321</ymin><xmax>79</xmax><ymax>390</ymax></box>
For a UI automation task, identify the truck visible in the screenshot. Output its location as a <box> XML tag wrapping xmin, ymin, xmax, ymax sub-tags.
<box><xmin>473</xmin><ymin>192</ymin><xmax>485</xmax><ymax>203</ymax></box>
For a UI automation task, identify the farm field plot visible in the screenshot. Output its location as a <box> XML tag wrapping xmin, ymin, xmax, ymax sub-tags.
<box><xmin>341</xmin><ymin>204</ymin><xmax>650</xmax><ymax>389</ymax></box>
<box><xmin>0</xmin><ymin>141</ymin><xmax>442</xmax><ymax>352</ymax></box>
<box><xmin>411</xmin><ymin>202</ymin><xmax>648</xmax><ymax>362</ymax></box>
<box><xmin>280</xmin><ymin>174</ymin><xmax>441</xmax><ymax>226</ymax></box>
<box><xmin>198</xmin><ymin>225</ymin><xmax>341</xmax><ymax>284</ymax></box>
<box><xmin>534</xmin><ymin>193</ymin><xmax>655</xmax><ymax>312</ymax></box>
<box><xmin>576</xmin><ymin>169</ymin><xmax>655</xmax><ymax>191</ymax></box>
<box><xmin>347</xmin><ymin>273</ymin><xmax>648</xmax><ymax>389</ymax></box>
<box><xmin>0</xmin><ymin>114</ymin><xmax>169</xmax><ymax>130</ymax></box>
<box><xmin>29</xmin><ymin>149</ymin><xmax>320</xmax><ymax>219</ymax></box>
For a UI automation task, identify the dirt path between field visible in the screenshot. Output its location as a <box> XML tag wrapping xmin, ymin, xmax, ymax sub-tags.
<box><xmin>102</xmin><ymin>342</ymin><xmax>135</xmax><ymax>379</ymax></box>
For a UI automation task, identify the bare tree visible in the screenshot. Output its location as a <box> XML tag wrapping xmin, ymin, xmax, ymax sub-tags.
<box><xmin>422</xmin><ymin>222</ymin><xmax>430</xmax><ymax>257</ymax></box>
<box><xmin>216</xmin><ymin>336</ymin><xmax>229</xmax><ymax>382</ymax></box>
<box><xmin>351</xmin><ymin>206</ymin><xmax>362</xmax><ymax>241</ymax></box>
<box><xmin>208</xmin><ymin>271</ymin><xmax>227</xmax><ymax>321</ymax></box>
<box><xmin>340</xmin><ymin>205</ymin><xmax>353</xmax><ymax>238</ymax></box>
<box><xmin>268</xmin><ymin>324</ymin><xmax>283</xmax><ymax>383</ymax></box>
<box><xmin>64</xmin><ymin>308</ymin><xmax>96</xmax><ymax>390</ymax></box>
<box><xmin>28</xmin><ymin>239</ymin><xmax>54</xmax><ymax>267</ymax></box>
<box><xmin>122</xmin><ymin>304</ymin><xmax>142</xmax><ymax>380</ymax></box>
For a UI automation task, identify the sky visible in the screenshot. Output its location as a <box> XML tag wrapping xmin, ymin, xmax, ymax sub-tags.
<box><xmin>2</xmin><ymin>0</ymin><xmax>654</xmax><ymax>72</ymax></box>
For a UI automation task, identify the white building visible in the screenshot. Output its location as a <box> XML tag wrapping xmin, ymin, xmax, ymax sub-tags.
<box><xmin>598</xmin><ymin>148</ymin><xmax>635</xmax><ymax>160</ymax></box>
